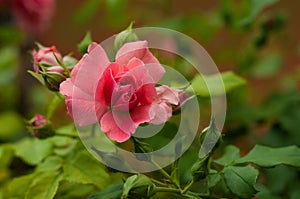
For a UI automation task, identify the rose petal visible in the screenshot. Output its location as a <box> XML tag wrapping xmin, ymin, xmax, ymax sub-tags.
<box><xmin>156</xmin><ymin>85</ymin><xmax>180</xmax><ymax>105</ymax></box>
<box><xmin>149</xmin><ymin>102</ymin><xmax>172</xmax><ymax>125</ymax></box>
<box><xmin>125</xmin><ymin>57</ymin><xmax>144</xmax><ymax>71</ymax></box>
<box><xmin>116</xmin><ymin>41</ymin><xmax>159</xmax><ymax>65</ymax></box>
<box><xmin>136</xmin><ymin>84</ymin><xmax>156</xmax><ymax>105</ymax></box>
<box><xmin>73</xmin><ymin>43</ymin><xmax>110</xmax><ymax>95</ymax></box>
<box><xmin>131</xmin><ymin>104</ymin><xmax>151</xmax><ymax>125</ymax></box>
<box><xmin>100</xmin><ymin>111</ymin><xmax>131</xmax><ymax>142</ymax></box>
<box><xmin>116</xmin><ymin>41</ymin><xmax>165</xmax><ymax>82</ymax></box>
<box><xmin>87</xmin><ymin>42</ymin><xmax>99</xmax><ymax>53</ymax></box>
<box><xmin>96</xmin><ymin>66</ymin><xmax>117</xmax><ymax>106</ymax></box>
<box><xmin>60</xmin><ymin>79</ymin><xmax>107</xmax><ymax>126</ymax></box>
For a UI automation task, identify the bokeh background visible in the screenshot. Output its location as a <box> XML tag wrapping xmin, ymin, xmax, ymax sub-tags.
<box><xmin>0</xmin><ymin>0</ymin><xmax>299</xmax><ymax>198</ymax></box>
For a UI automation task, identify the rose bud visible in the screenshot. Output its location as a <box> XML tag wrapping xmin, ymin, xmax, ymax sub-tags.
<box><xmin>198</xmin><ymin>119</ymin><xmax>222</xmax><ymax>158</ymax></box>
<box><xmin>41</xmin><ymin>66</ymin><xmax>67</xmax><ymax>91</ymax></box>
<box><xmin>33</xmin><ymin>45</ymin><xmax>62</xmax><ymax>73</ymax></box>
<box><xmin>29</xmin><ymin>114</ymin><xmax>55</xmax><ymax>139</ymax></box>
<box><xmin>32</xmin><ymin>44</ymin><xmax>68</xmax><ymax>91</ymax></box>
<box><xmin>114</xmin><ymin>22</ymin><xmax>138</xmax><ymax>50</ymax></box>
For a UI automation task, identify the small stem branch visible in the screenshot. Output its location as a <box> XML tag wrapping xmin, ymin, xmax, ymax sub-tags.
<box><xmin>156</xmin><ymin>187</ymin><xmax>181</xmax><ymax>194</ymax></box>
<box><xmin>181</xmin><ymin>180</ymin><xmax>194</xmax><ymax>194</ymax></box>
<box><xmin>53</xmin><ymin>52</ymin><xmax>71</xmax><ymax>77</ymax></box>
<box><xmin>150</xmin><ymin>178</ymin><xmax>167</xmax><ymax>187</ymax></box>
<box><xmin>55</xmin><ymin>132</ymin><xmax>78</xmax><ymax>139</ymax></box>
<box><xmin>152</xmin><ymin>161</ymin><xmax>181</xmax><ymax>189</ymax></box>
<box><xmin>157</xmin><ymin>187</ymin><xmax>205</xmax><ymax>199</ymax></box>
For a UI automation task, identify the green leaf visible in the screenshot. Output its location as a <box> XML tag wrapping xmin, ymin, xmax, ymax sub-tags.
<box><xmin>73</xmin><ymin>0</ymin><xmax>102</xmax><ymax>25</ymax></box>
<box><xmin>250</xmin><ymin>54</ymin><xmax>282</xmax><ymax>77</ymax></box>
<box><xmin>223</xmin><ymin>165</ymin><xmax>259</xmax><ymax>198</ymax></box>
<box><xmin>0</xmin><ymin>46</ymin><xmax>18</xmax><ymax>70</ymax></box>
<box><xmin>15</xmin><ymin>138</ymin><xmax>53</xmax><ymax>165</ymax></box>
<box><xmin>153</xmin><ymin>14</ymin><xmax>222</xmax><ymax>41</ymax></box>
<box><xmin>240</xmin><ymin>0</ymin><xmax>279</xmax><ymax>26</ymax></box>
<box><xmin>63</xmin><ymin>150</ymin><xmax>109</xmax><ymax>189</ymax></box>
<box><xmin>254</xmin><ymin>184</ymin><xmax>281</xmax><ymax>199</ymax></box>
<box><xmin>28</xmin><ymin>70</ymin><xmax>45</xmax><ymax>85</ymax></box>
<box><xmin>122</xmin><ymin>174</ymin><xmax>156</xmax><ymax>198</ymax></box>
<box><xmin>106</xmin><ymin>0</ymin><xmax>128</xmax><ymax>27</ymax></box>
<box><xmin>0</xmin><ymin>27</ymin><xmax>24</xmax><ymax>45</ymax></box>
<box><xmin>214</xmin><ymin>145</ymin><xmax>240</xmax><ymax>166</ymax></box>
<box><xmin>36</xmin><ymin>156</ymin><xmax>63</xmax><ymax>172</ymax></box>
<box><xmin>263</xmin><ymin>165</ymin><xmax>297</xmax><ymax>195</ymax></box>
<box><xmin>49</xmin><ymin>136</ymin><xmax>78</xmax><ymax>156</ymax></box>
<box><xmin>0</xmin><ymin>144</ymin><xmax>14</xmax><ymax>168</ymax></box>
<box><xmin>88</xmin><ymin>183</ymin><xmax>123</xmax><ymax>199</ymax></box>
<box><xmin>234</xmin><ymin>145</ymin><xmax>300</xmax><ymax>167</ymax></box>
<box><xmin>190</xmin><ymin>71</ymin><xmax>246</xmax><ymax>97</ymax></box>
<box><xmin>208</xmin><ymin>172</ymin><xmax>222</xmax><ymax>188</ymax></box>
<box><xmin>8</xmin><ymin>171</ymin><xmax>62</xmax><ymax>199</ymax></box>
<box><xmin>8</xmin><ymin>174</ymin><xmax>35</xmax><ymax>198</ymax></box>
<box><xmin>0</xmin><ymin>111</ymin><xmax>23</xmax><ymax>141</ymax></box>
<box><xmin>56</xmin><ymin>124</ymin><xmax>78</xmax><ymax>137</ymax></box>
<box><xmin>56</xmin><ymin>182</ymin><xmax>96</xmax><ymax>199</ymax></box>
<box><xmin>77</xmin><ymin>32</ymin><xmax>93</xmax><ymax>55</ymax></box>
<box><xmin>25</xmin><ymin>171</ymin><xmax>62</xmax><ymax>199</ymax></box>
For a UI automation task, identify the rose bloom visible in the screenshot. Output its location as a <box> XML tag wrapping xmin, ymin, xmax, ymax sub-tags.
<box><xmin>60</xmin><ymin>41</ymin><xmax>180</xmax><ymax>142</ymax></box>
<box><xmin>11</xmin><ymin>0</ymin><xmax>55</xmax><ymax>33</ymax></box>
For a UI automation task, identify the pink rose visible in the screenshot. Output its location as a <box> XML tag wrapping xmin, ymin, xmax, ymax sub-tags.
<box><xmin>11</xmin><ymin>0</ymin><xmax>55</xmax><ymax>33</ymax></box>
<box><xmin>60</xmin><ymin>41</ymin><xmax>180</xmax><ymax>142</ymax></box>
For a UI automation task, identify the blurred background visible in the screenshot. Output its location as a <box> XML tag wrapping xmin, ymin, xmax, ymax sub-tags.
<box><xmin>0</xmin><ymin>0</ymin><xmax>299</xmax><ymax>198</ymax></box>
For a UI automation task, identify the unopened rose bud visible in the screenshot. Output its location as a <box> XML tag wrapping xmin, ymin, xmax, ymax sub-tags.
<box><xmin>114</xmin><ymin>22</ymin><xmax>139</xmax><ymax>50</ymax></box>
<box><xmin>32</xmin><ymin>44</ymin><xmax>69</xmax><ymax>91</ymax></box>
<box><xmin>29</xmin><ymin>114</ymin><xmax>55</xmax><ymax>139</ymax></box>
<box><xmin>198</xmin><ymin>118</ymin><xmax>222</xmax><ymax>158</ymax></box>
<box><xmin>33</xmin><ymin>45</ymin><xmax>62</xmax><ymax>73</ymax></box>
<box><xmin>122</xmin><ymin>174</ymin><xmax>156</xmax><ymax>199</ymax></box>
<box><xmin>42</xmin><ymin>66</ymin><xmax>66</xmax><ymax>91</ymax></box>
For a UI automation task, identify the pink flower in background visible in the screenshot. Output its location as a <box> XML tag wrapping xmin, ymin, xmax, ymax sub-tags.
<box><xmin>11</xmin><ymin>0</ymin><xmax>55</xmax><ymax>33</ymax></box>
<box><xmin>60</xmin><ymin>41</ymin><xmax>181</xmax><ymax>142</ymax></box>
